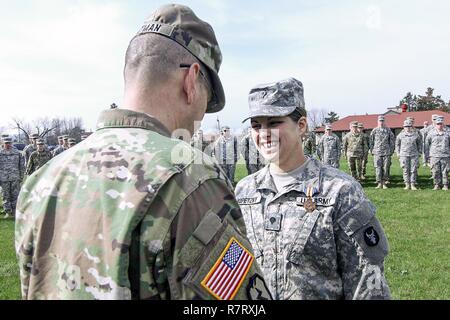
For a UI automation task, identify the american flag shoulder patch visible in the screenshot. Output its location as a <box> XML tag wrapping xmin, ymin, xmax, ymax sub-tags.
<box><xmin>201</xmin><ymin>237</ymin><xmax>254</xmax><ymax>300</ymax></box>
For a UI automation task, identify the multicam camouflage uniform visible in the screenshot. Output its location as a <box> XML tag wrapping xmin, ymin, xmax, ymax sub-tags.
<box><xmin>25</xmin><ymin>149</ymin><xmax>53</xmax><ymax>176</ymax></box>
<box><xmin>425</xmin><ymin>128</ymin><xmax>450</xmax><ymax>187</ymax></box>
<box><xmin>396</xmin><ymin>130</ymin><xmax>422</xmax><ymax>187</ymax></box>
<box><xmin>240</xmin><ymin>132</ymin><xmax>265</xmax><ymax>175</ymax></box>
<box><xmin>342</xmin><ymin>130</ymin><xmax>366</xmax><ymax>179</ymax></box>
<box><xmin>302</xmin><ymin>132</ymin><xmax>316</xmax><ymax>158</ymax></box>
<box><xmin>15</xmin><ymin>109</ymin><xmax>270</xmax><ymax>300</ymax></box>
<box><xmin>361</xmin><ymin>131</ymin><xmax>370</xmax><ymax>177</ymax></box>
<box><xmin>370</xmin><ymin>127</ymin><xmax>395</xmax><ymax>184</ymax></box>
<box><xmin>235</xmin><ymin>158</ymin><xmax>391</xmax><ymax>300</ymax></box>
<box><xmin>0</xmin><ymin>146</ymin><xmax>24</xmax><ymax>215</ymax></box>
<box><xmin>317</xmin><ymin>133</ymin><xmax>341</xmax><ymax>168</ymax></box>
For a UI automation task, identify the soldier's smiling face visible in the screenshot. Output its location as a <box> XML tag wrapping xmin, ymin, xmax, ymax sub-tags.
<box><xmin>250</xmin><ymin>116</ymin><xmax>304</xmax><ymax>165</ymax></box>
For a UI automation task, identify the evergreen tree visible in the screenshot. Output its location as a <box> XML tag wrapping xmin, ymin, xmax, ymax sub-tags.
<box><xmin>324</xmin><ymin>111</ymin><xmax>339</xmax><ymax>124</ymax></box>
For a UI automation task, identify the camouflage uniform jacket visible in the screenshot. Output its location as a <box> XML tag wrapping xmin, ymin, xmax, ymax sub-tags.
<box><xmin>235</xmin><ymin>158</ymin><xmax>391</xmax><ymax>300</ymax></box>
<box><xmin>25</xmin><ymin>149</ymin><xmax>53</xmax><ymax>176</ymax></box>
<box><xmin>317</xmin><ymin>133</ymin><xmax>341</xmax><ymax>162</ymax></box>
<box><xmin>240</xmin><ymin>133</ymin><xmax>265</xmax><ymax>167</ymax></box>
<box><xmin>0</xmin><ymin>148</ymin><xmax>25</xmax><ymax>182</ymax></box>
<box><xmin>342</xmin><ymin>132</ymin><xmax>366</xmax><ymax>157</ymax></box>
<box><xmin>23</xmin><ymin>144</ymin><xmax>36</xmax><ymax>164</ymax></box>
<box><xmin>369</xmin><ymin>127</ymin><xmax>395</xmax><ymax>156</ymax></box>
<box><xmin>15</xmin><ymin>109</ymin><xmax>270</xmax><ymax>300</ymax></box>
<box><xmin>395</xmin><ymin>131</ymin><xmax>422</xmax><ymax>157</ymax></box>
<box><xmin>302</xmin><ymin>135</ymin><xmax>316</xmax><ymax>156</ymax></box>
<box><xmin>211</xmin><ymin>135</ymin><xmax>239</xmax><ymax>164</ymax></box>
<box><xmin>425</xmin><ymin>129</ymin><xmax>450</xmax><ymax>158</ymax></box>
<box><xmin>52</xmin><ymin>145</ymin><xmax>67</xmax><ymax>157</ymax></box>
<box><xmin>362</xmin><ymin>133</ymin><xmax>370</xmax><ymax>156</ymax></box>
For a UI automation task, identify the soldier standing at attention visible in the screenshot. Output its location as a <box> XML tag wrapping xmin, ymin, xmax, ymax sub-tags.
<box><xmin>240</xmin><ymin>127</ymin><xmax>265</xmax><ymax>175</ymax></box>
<box><xmin>52</xmin><ymin>136</ymin><xmax>66</xmax><ymax>157</ymax></box>
<box><xmin>358</xmin><ymin>122</ymin><xmax>370</xmax><ymax>180</ymax></box>
<box><xmin>396</xmin><ymin>120</ymin><xmax>422</xmax><ymax>190</ymax></box>
<box><xmin>302</xmin><ymin>131</ymin><xmax>316</xmax><ymax>158</ymax></box>
<box><xmin>25</xmin><ymin>139</ymin><xmax>53</xmax><ymax>176</ymax></box>
<box><xmin>425</xmin><ymin>116</ymin><xmax>450</xmax><ymax>190</ymax></box>
<box><xmin>420</xmin><ymin>121</ymin><xmax>429</xmax><ymax>166</ymax></box>
<box><xmin>342</xmin><ymin>121</ymin><xmax>365</xmax><ymax>180</ymax></box>
<box><xmin>0</xmin><ymin>137</ymin><xmax>24</xmax><ymax>219</ymax></box>
<box><xmin>317</xmin><ymin>124</ymin><xmax>341</xmax><ymax>168</ymax></box>
<box><xmin>15</xmin><ymin>4</ymin><xmax>270</xmax><ymax>301</ymax></box>
<box><xmin>191</xmin><ymin>129</ymin><xmax>208</xmax><ymax>152</ymax></box>
<box><xmin>22</xmin><ymin>133</ymin><xmax>39</xmax><ymax>166</ymax></box>
<box><xmin>370</xmin><ymin>116</ymin><xmax>395</xmax><ymax>189</ymax></box>
<box><xmin>211</xmin><ymin>126</ymin><xmax>239</xmax><ymax>184</ymax></box>
<box><xmin>235</xmin><ymin>77</ymin><xmax>391</xmax><ymax>300</ymax></box>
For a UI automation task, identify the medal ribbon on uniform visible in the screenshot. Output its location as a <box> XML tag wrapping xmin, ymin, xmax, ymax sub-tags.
<box><xmin>304</xmin><ymin>185</ymin><xmax>316</xmax><ymax>213</ymax></box>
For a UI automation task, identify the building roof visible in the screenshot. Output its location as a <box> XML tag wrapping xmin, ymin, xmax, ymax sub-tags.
<box><xmin>315</xmin><ymin>110</ymin><xmax>450</xmax><ymax>133</ymax></box>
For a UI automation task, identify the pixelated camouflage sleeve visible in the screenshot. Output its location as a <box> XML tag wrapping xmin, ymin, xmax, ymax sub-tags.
<box><xmin>334</xmin><ymin>182</ymin><xmax>391</xmax><ymax>300</ymax></box>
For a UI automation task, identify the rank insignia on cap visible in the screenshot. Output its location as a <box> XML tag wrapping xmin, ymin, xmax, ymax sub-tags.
<box><xmin>363</xmin><ymin>226</ymin><xmax>380</xmax><ymax>246</ymax></box>
<box><xmin>201</xmin><ymin>237</ymin><xmax>254</xmax><ymax>300</ymax></box>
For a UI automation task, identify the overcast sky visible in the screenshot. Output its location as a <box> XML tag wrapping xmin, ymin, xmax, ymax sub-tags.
<box><xmin>1</xmin><ymin>0</ymin><xmax>449</xmax><ymax>135</ymax></box>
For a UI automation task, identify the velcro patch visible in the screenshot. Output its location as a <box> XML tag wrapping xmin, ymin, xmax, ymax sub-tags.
<box><xmin>201</xmin><ymin>237</ymin><xmax>254</xmax><ymax>300</ymax></box>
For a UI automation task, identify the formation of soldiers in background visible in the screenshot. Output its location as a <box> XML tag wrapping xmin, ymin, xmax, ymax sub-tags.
<box><xmin>192</xmin><ymin>113</ymin><xmax>449</xmax><ymax>190</ymax></box>
<box><xmin>0</xmin><ymin>133</ymin><xmax>88</xmax><ymax>218</ymax></box>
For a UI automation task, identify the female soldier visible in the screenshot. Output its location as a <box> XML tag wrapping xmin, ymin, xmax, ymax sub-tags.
<box><xmin>235</xmin><ymin>77</ymin><xmax>391</xmax><ymax>300</ymax></box>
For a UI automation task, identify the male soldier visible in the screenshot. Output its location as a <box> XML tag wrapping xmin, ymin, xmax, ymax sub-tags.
<box><xmin>211</xmin><ymin>126</ymin><xmax>239</xmax><ymax>183</ymax></box>
<box><xmin>0</xmin><ymin>137</ymin><xmax>24</xmax><ymax>219</ymax></box>
<box><xmin>68</xmin><ymin>138</ymin><xmax>77</xmax><ymax>148</ymax></box>
<box><xmin>15</xmin><ymin>4</ymin><xmax>270</xmax><ymax>301</ymax></box>
<box><xmin>423</xmin><ymin>115</ymin><xmax>440</xmax><ymax>167</ymax></box>
<box><xmin>317</xmin><ymin>124</ymin><xmax>341</xmax><ymax>168</ymax></box>
<box><xmin>425</xmin><ymin>117</ymin><xmax>450</xmax><ymax>190</ymax></box>
<box><xmin>370</xmin><ymin>116</ymin><xmax>395</xmax><ymax>189</ymax></box>
<box><xmin>396</xmin><ymin>120</ymin><xmax>422</xmax><ymax>190</ymax></box>
<box><xmin>342</xmin><ymin>121</ymin><xmax>365</xmax><ymax>180</ymax></box>
<box><xmin>358</xmin><ymin>122</ymin><xmax>370</xmax><ymax>180</ymax></box>
<box><xmin>22</xmin><ymin>133</ymin><xmax>39</xmax><ymax>165</ymax></box>
<box><xmin>302</xmin><ymin>131</ymin><xmax>316</xmax><ymax>158</ymax></box>
<box><xmin>420</xmin><ymin>121</ymin><xmax>429</xmax><ymax>166</ymax></box>
<box><xmin>240</xmin><ymin>127</ymin><xmax>265</xmax><ymax>174</ymax></box>
<box><xmin>25</xmin><ymin>139</ymin><xmax>53</xmax><ymax>176</ymax></box>
<box><xmin>52</xmin><ymin>136</ymin><xmax>66</xmax><ymax>157</ymax></box>
<box><xmin>191</xmin><ymin>129</ymin><xmax>208</xmax><ymax>152</ymax></box>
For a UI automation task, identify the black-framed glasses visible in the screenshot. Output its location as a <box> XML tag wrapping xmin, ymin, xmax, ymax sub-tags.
<box><xmin>180</xmin><ymin>63</ymin><xmax>213</xmax><ymax>103</ymax></box>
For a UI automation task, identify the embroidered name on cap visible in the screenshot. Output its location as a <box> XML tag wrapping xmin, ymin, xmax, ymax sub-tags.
<box><xmin>138</xmin><ymin>22</ymin><xmax>175</xmax><ymax>37</ymax></box>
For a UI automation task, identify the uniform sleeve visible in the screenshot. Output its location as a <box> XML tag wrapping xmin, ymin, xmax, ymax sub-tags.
<box><xmin>395</xmin><ymin>135</ymin><xmax>401</xmax><ymax>156</ymax></box>
<box><xmin>369</xmin><ymin>130</ymin><xmax>374</xmax><ymax>151</ymax></box>
<box><xmin>389</xmin><ymin>131</ymin><xmax>395</xmax><ymax>155</ymax></box>
<box><xmin>334</xmin><ymin>182</ymin><xmax>391</xmax><ymax>300</ymax></box>
<box><xmin>133</xmin><ymin>168</ymin><xmax>271</xmax><ymax>301</ymax></box>
<box><xmin>25</xmin><ymin>154</ymin><xmax>34</xmax><ymax>176</ymax></box>
<box><xmin>337</xmin><ymin>137</ymin><xmax>342</xmax><ymax>159</ymax></box>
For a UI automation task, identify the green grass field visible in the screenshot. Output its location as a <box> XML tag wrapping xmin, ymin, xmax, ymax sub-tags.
<box><xmin>0</xmin><ymin>155</ymin><xmax>449</xmax><ymax>300</ymax></box>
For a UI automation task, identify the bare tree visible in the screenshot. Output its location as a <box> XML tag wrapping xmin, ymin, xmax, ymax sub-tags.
<box><xmin>307</xmin><ymin>109</ymin><xmax>328</xmax><ymax>131</ymax></box>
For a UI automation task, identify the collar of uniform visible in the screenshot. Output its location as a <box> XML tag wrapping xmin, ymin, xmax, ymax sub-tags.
<box><xmin>96</xmin><ymin>109</ymin><xmax>171</xmax><ymax>137</ymax></box>
<box><xmin>254</xmin><ymin>158</ymin><xmax>322</xmax><ymax>196</ymax></box>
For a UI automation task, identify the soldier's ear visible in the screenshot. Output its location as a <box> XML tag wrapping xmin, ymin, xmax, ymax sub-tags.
<box><xmin>298</xmin><ymin>117</ymin><xmax>308</xmax><ymax>136</ymax></box>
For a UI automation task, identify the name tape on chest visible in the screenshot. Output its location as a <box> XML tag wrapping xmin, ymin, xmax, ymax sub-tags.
<box><xmin>237</xmin><ymin>194</ymin><xmax>262</xmax><ymax>205</ymax></box>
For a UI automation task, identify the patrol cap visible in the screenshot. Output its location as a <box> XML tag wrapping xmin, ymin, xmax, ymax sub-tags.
<box><xmin>1</xmin><ymin>134</ymin><xmax>9</xmax><ymax>138</ymax></box>
<box><xmin>406</xmin><ymin>117</ymin><xmax>414</xmax><ymax>121</ymax></box>
<box><xmin>403</xmin><ymin>120</ymin><xmax>412</xmax><ymax>127</ymax></box>
<box><xmin>432</xmin><ymin>114</ymin><xmax>439</xmax><ymax>121</ymax></box>
<box><xmin>36</xmin><ymin>139</ymin><xmax>45</xmax><ymax>145</ymax></box>
<box><xmin>63</xmin><ymin>135</ymin><xmax>69</xmax><ymax>141</ymax></box>
<box><xmin>436</xmin><ymin>117</ymin><xmax>444</xmax><ymax>124</ymax></box>
<box><xmin>378</xmin><ymin>115</ymin><xmax>385</xmax><ymax>121</ymax></box>
<box><xmin>350</xmin><ymin>121</ymin><xmax>358</xmax><ymax>127</ymax></box>
<box><xmin>30</xmin><ymin>133</ymin><xmax>39</xmax><ymax>139</ymax></box>
<box><xmin>58</xmin><ymin>135</ymin><xmax>64</xmax><ymax>140</ymax></box>
<box><xmin>135</xmin><ymin>4</ymin><xmax>224</xmax><ymax>113</ymax></box>
<box><xmin>325</xmin><ymin>124</ymin><xmax>332</xmax><ymax>130</ymax></box>
<box><xmin>243</xmin><ymin>77</ymin><xmax>305</xmax><ymax>122</ymax></box>
<box><xmin>357</xmin><ymin>122</ymin><xmax>364</xmax><ymax>128</ymax></box>
<box><xmin>3</xmin><ymin>137</ymin><xmax>12</xmax><ymax>143</ymax></box>
<box><xmin>221</xmin><ymin>126</ymin><xmax>230</xmax><ymax>131</ymax></box>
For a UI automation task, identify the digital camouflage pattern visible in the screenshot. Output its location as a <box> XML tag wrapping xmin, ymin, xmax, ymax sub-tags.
<box><xmin>317</xmin><ymin>133</ymin><xmax>341</xmax><ymax>168</ymax></box>
<box><xmin>240</xmin><ymin>132</ymin><xmax>265</xmax><ymax>175</ymax></box>
<box><xmin>52</xmin><ymin>145</ymin><xmax>67</xmax><ymax>157</ymax></box>
<box><xmin>22</xmin><ymin>144</ymin><xmax>36</xmax><ymax>166</ymax></box>
<box><xmin>244</xmin><ymin>78</ymin><xmax>306</xmax><ymax>122</ymax></box>
<box><xmin>361</xmin><ymin>131</ymin><xmax>370</xmax><ymax>176</ymax></box>
<box><xmin>370</xmin><ymin>127</ymin><xmax>395</xmax><ymax>183</ymax></box>
<box><xmin>425</xmin><ymin>129</ymin><xmax>450</xmax><ymax>186</ymax></box>
<box><xmin>235</xmin><ymin>158</ymin><xmax>391</xmax><ymax>300</ymax></box>
<box><xmin>15</xmin><ymin>109</ymin><xmax>270</xmax><ymax>300</ymax></box>
<box><xmin>135</xmin><ymin>4</ymin><xmax>224</xmax><ymax>113</ymax></box>
<box><xmin>0</xmin><ymin>147</ymin><xmax>24</xmax><ymax>214</ymax></box>
<box><xmin>396</xmin><ymin>131</ymin><xmax>422</xmax><ymax>186</ymax></box>
<box><xmin>25</xmin><ymin>149</ymin><xmax>53</xmax><ymax>176</ymax></box>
